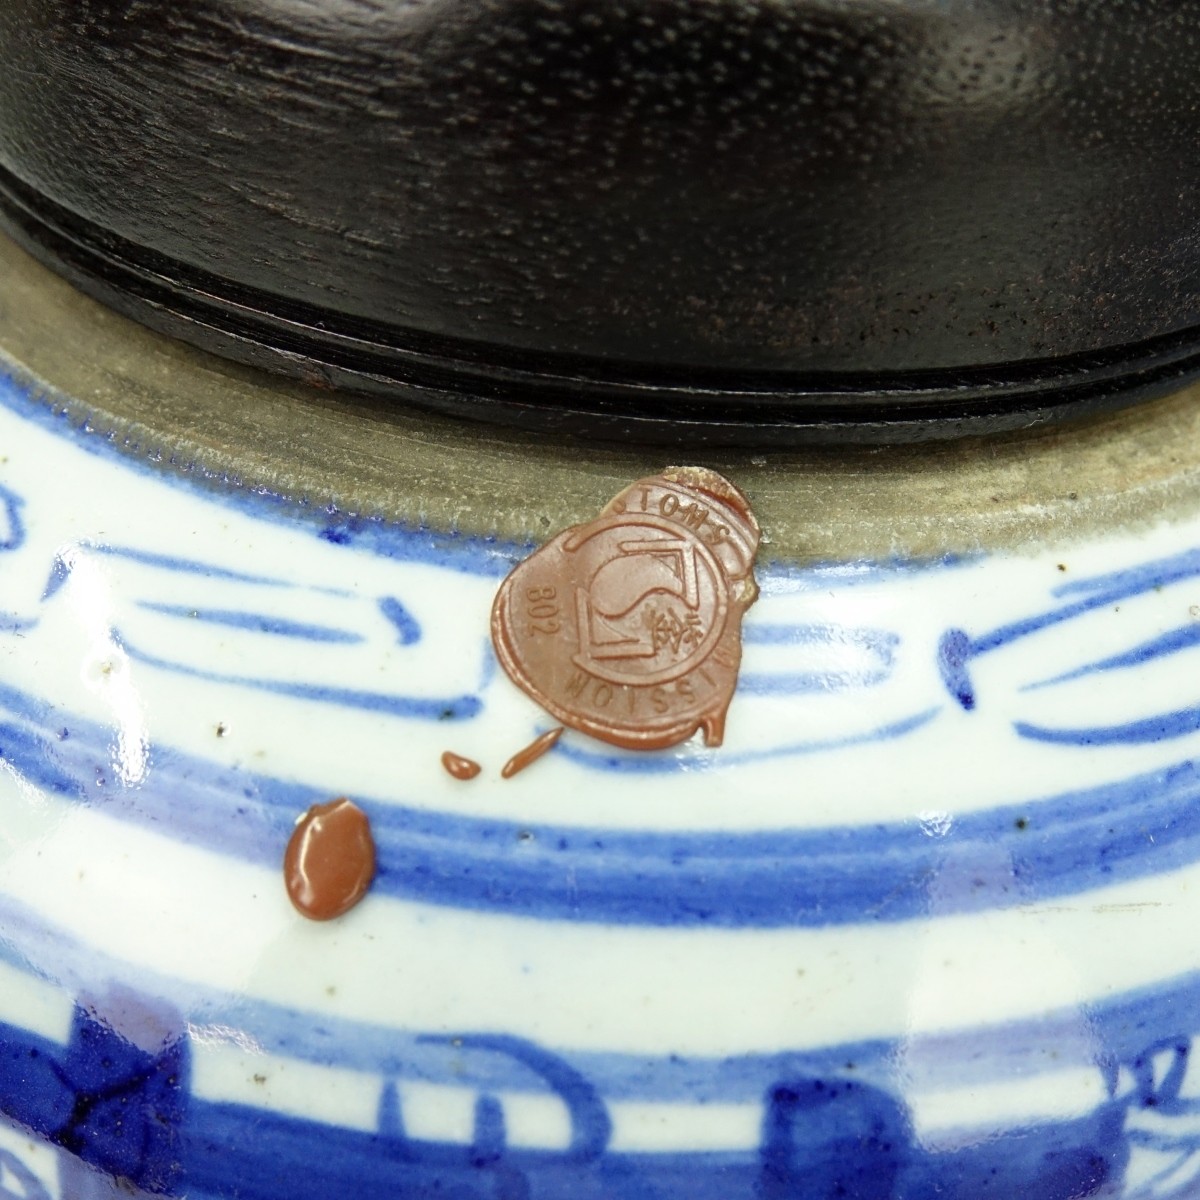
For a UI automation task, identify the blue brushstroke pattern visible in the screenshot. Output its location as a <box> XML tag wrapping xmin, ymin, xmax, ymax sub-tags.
<box><xmin>91</xmin><ymin>543</ymin><xmax>294</xmax><ymax>586</ymax></box>
<box><xmin>417</xmin><ymin>1033</ymin><xmax>612</xmax><ymax>1161</ymax></box>
<box><xmin>116</xmin><ymin>631</ymin><xmax>481</xmax><ymax>721</ymax></box>
<box><xmin>1025</xmin><ymin>622</ymin><xmax>1200</xmax><ymax>690</ymax></box>
<box><xmin>758</xmin><ymin>1076</ymin><xmax>911</xmax><ymax>1200</ymax></box>
<box><xmin>0</xmin><ymin>1148</ymin><xmax>50</xmax><ymax>1200</ymax></box>
<box><xmin>0</xmin><ymin>993</ymin><xmax>1149</xmax><ymax>1200</ymax></box>
<box><xmin>136</xmin><ymin>601</ymin><xmax>364</xmax><ymax>644</ymax></box>
<box><xmin>736</xmin><ymin>671</ymin><xmax>870</xmax><ymax>696</ymax></box>
<box><xmin>0</xmin><ymin>482</ymin><xmax>23</xmax><ymax>551</ymax></box>
<box><xmin>378</xmin><ymin>596</ymin><xmax>421</xmax><ymax>645</ymax></box>
<box><xmin>176</xmin><ymin>1098</ymin><xmax>1127</xmax><ymax>1200</ymax></box>
<box><xmin>936</xmin><ymin>628</ymin><xmax>976</xmax><ymax>710</ymax></box>
<box><xmin>0</xmin><ymin>1001</ymin><xmax>187</xmax><ymax>1193</ymax></box>
<box><xmin>476</xmin><ymin>637</ymin><xmax>498</xmax><ymax>692</ymax></box>
<box><xmin>1</xmin><ymin>680</ymin><xmax>1199</xmax><ymax>929</ymax></box>
<box><xmin>1016</xmin><ymin>705</ymin><xmax>1200</xmax><ymax>746</ymax></box>
<box><xmin>939</xmin><ymin>545</ymin><xmax>1200</xmax><ymax>711</ymax></box>
<box><xmin>1054</xmin><ymin>549</ymin><xmax>1200</xmax><ymax>599</ymax></box>
<box><xmin>738</xmin><ymin>622</ymin><xmax>897</xmax><ymax>694</ymax></box>
<box><xmin>0</xmin><ymin>895</ymin><xmax>1172</xmax><ymax>1197</ymax></box>
<box><xmin>42</xmin><ymin>542</ymin><xmax>358</xmax><ymax>603</ymax></box>
<box><xmin>39</xmin><ymin>555</ymin><xmax>69</xmax><ymax>601</ymax></box>
<box><xmin>4</xmin><ymin>885</ymin><xmax>1200</xmax><ymax>1107</ymax></box>
<box><xmin>741</xmin><ymin>621</ymin><xmax>897</xmax><ymax>652</ymax></box>
<box><xmin>39</xmin><ymin>544</ymin><xmax>289</xmax><ymax>605</ymax></box>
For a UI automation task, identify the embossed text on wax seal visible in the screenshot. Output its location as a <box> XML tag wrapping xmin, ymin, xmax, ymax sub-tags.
<box><xmin>491</xmin><ymin>468</ymin><xmax>760</xmax><ymax>751</ymax></box>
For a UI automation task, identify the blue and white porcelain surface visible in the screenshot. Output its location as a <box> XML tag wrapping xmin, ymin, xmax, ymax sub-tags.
<box><xmin>1</xmin><ymin>361</ymin><xmax>1200</xmax><ymax>1199</ymax></box>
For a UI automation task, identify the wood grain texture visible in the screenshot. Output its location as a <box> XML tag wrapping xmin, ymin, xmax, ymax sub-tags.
<box><xmin>0</xmin><ymin>0</ymin><xmax>1199</xmax><ymax>392</ymax></box>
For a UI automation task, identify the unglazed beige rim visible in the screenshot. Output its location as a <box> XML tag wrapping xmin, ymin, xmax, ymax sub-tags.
<box><xmin>1</xmin><ymin>231</ymin><xmax>1199</xmax><ymax>564</ymax></box>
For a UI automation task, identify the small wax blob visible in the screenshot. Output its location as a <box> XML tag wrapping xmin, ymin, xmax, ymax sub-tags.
<box><xmin>501</xmin><ymin>728</ymin><xmax>563</xmax><ymax>779</ymax></box>
<box><xmin>284</xmin><ymin>798</ymin><xmax>376</xmax><ymax>921</ymax></box>
<box><xmin>441</xmin><ymin>750</ymin><xmax>482</xmax><ymax>780</ymax></box>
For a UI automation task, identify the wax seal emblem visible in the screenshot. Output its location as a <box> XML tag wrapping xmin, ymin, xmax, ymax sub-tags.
<box><xmin>491</xmin><ymin>467</ymin><xmax>759</xmax><ymax>750</ymax></box>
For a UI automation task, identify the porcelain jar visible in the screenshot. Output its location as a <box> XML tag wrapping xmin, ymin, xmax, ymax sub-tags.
<box><xmin>2</xmin><ymin>227</ymin><xmax>1200</xmax><ymax>1199</ymax></box>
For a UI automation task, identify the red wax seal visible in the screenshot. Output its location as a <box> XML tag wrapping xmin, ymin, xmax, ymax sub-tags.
<box><xmin>491</xmin><ymin>468</ymin><xmax>759</xmax><ymax>751</ymax></box>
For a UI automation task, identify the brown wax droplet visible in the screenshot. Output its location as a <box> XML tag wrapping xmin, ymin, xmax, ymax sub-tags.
<box><xmin>441</xmin><ymin>750</ymin><xmax>482</xmax><ymax>780</ymax></box>
<box><xmin>284</xmin><ymin>798</ymin><xmax>376</xmax><ymax>921</ymax></box>
<box><xmin>501</xmin><ymin>727</ymin><xmax>563</xmax><ymax>779</ymax></box>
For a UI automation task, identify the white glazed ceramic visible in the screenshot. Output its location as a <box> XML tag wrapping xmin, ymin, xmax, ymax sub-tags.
<box><xmin>4</xmin><ymin>242</ymin><xmax>1200</xmax><ymax>1199</ymax></box>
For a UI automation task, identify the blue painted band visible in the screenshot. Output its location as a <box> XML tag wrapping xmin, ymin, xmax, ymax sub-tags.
<box><xmin>3</xmin><ymin>884</ymin><xmax>1200</xmax><ymax>1109</ymax></box>
<box><xmin>0</xmin><ymin>679</ymin><xmax>1198</xmax><ymax>931</ymax></box>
